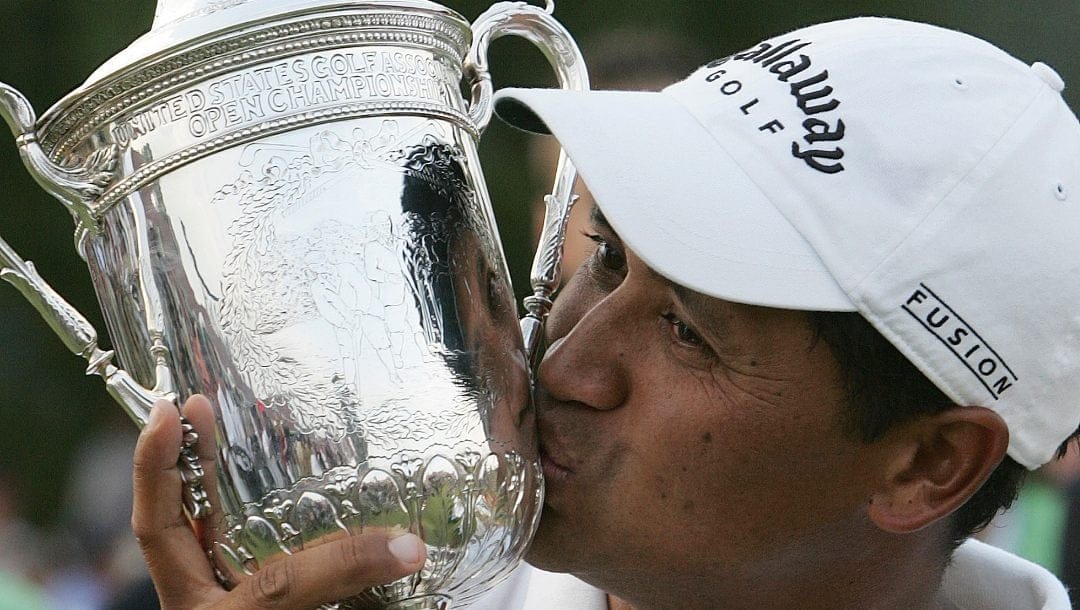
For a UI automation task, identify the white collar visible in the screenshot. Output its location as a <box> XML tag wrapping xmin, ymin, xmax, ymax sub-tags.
<box><xmin>936</xmin><ymin>538</ymin><xmax>1071</xmax><ymax>609</ymax></box>
<box><xmin>471</xmin><ymin>539</ymin><xmax>1072</xmax><ymax>609</ymax></box>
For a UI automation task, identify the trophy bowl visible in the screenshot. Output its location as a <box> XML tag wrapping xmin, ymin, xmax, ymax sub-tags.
<box><xmin>0</xmin><ymin>1</ymin><xmax>587</xmax><ymax>607</ymax></box>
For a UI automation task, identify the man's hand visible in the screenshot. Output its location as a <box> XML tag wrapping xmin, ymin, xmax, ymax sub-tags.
<box><xmin>132</xmin><ymin>396</ymin><xmax>426</xmax><ymax>609</ymax></box>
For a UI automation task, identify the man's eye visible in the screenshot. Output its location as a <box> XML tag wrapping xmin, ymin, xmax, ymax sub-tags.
<box><xmin>584</xmin><ymin>233</ymin><xmax>626</xmax><ymax>271</ymax></box>
<box><xmin>663</xmin><ymin>313</ymin><xmax>706</xmax><ymax>347</ymax></box>
<box><xmin>597</xmin><ymin>242</ymin><xmax>626</xmax><ymax>270</ymax></box>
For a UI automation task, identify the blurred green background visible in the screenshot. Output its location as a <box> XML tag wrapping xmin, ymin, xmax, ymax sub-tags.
<box><xmin>0</xmin><ymin>0</ymin><xmax>1076</xmax><ymax>530</ymax></box>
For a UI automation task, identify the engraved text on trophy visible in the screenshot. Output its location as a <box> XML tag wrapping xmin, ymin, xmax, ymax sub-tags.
<box><xmin>109</xmin><ymin>49</ymin><xmax>461</xmax><ymax>150</ymax></box>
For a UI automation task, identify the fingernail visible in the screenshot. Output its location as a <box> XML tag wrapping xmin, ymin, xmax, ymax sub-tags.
<box><xmin>387</xmin><ymin>533</ymin><xmax>425</xmax><ymax>565</ymax></box>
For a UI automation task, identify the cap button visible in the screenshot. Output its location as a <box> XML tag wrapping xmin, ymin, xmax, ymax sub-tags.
<box><xmin>1031</xmin><ymin>62</ymin><xmax>1065</xmax><ymax>93</ymax></box>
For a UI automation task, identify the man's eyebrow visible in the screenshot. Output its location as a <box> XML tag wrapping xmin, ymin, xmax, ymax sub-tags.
<box><xmin>589</xmin><ymin>206</ymin><xmax>616</xmax><ymax>235</ymax></box>
<box><xmin>672</xmin><ymin>281</ymin><xmax>731</xmax><ymax>339</ymax></box>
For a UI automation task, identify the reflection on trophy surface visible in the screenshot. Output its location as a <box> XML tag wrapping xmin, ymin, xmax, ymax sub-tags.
<box><xmin>0</xmin><ymin>0</ymin><xmax>587</xmax><ymax>607</ymax></box>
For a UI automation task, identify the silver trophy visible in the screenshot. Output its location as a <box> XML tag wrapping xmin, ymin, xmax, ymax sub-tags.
<box><xmin>0</xmin><ymin>1</ymin><xmax>587</xmax><ymax>607</ymax></box>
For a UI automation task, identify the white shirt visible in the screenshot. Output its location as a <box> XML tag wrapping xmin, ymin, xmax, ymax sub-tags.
<box><xmin>936</xmin><ymin>539</ymin><xmax>1071</xmax><ymax>609</ymax></box>
<box><xmin>468</xmin><ymin>540</ymin><xmax>1070</xmax><ymax>609</ymax></box>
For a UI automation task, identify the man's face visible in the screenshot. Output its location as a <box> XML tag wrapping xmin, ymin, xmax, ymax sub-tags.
<box><xmin>527</xmin><ymin>207</ymin><xmax>891</xmax><ymax>593</ymax></box>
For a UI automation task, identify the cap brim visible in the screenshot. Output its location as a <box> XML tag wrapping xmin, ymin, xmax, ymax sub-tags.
<box><xmin>495</xmin><ymin>88</ymin><xmax>855</xmax><ymax>312</ymax></box>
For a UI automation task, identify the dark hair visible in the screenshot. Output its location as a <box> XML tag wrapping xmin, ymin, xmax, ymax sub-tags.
<box><xmin>808</xmin><ymin>311</ymin><xmax>1080</xmax><ymax>549</ymax></box>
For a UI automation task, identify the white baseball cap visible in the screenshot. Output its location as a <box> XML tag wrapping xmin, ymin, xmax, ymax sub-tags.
<box><xmin>494</xmin><ymin>17</ymin><xmax>1080</xmax><ymax>469</ymax></box>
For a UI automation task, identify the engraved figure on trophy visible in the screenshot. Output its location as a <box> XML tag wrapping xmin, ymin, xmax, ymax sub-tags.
<box><xmin>210</xmin><ymin>120</ymin><xmax>481</xmax><ymax>455</ymax></box>
<box><xmin>212</xmin><ymin>135</ymin><xmax>365</xmax><ymax>444</ymax></box>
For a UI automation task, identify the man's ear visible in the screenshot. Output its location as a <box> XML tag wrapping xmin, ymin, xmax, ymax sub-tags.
<box><xmin>867</xmin><ymin>406</ymin><xmax>1009</xmax><ymax>534</ymax></box>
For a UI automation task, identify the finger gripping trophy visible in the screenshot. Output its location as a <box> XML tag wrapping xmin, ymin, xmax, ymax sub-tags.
<box><xmin>0</xmin><ymin>1</ymin><xmax>587</xmax><ymax>608</ymax></box>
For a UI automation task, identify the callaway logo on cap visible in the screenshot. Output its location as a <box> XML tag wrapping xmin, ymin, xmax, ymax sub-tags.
<box><xmin>702</xmin><ymin>37</ymin><xmax>848</xmax><ymax>174</ymax></box>
<box><xmin>494</xmin><ymin>17</ymin><xmax>1080</xmax><ymax>469</ymax></box>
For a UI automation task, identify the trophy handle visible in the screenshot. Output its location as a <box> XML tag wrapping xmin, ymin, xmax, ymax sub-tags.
<box><xmin>0</xmin><ymin>242</ymin><xmax>159</xmax><ymax>424</ymax></box>
<box><xmin>465</xmin><ymin>1</ymin><xmax>590</xmax><ymax>366</ymax></box>
<box><xmin>0</xmin><ymin>83</ymin><xmax>211</xmax><ymax>519</ymax></box>
<box><xmin>0</xmin><ymin>83</ymin><xmax>109</xmax><ymax>232</ymax></box>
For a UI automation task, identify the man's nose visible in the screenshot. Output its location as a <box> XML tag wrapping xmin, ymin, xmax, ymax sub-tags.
<box><xmin>536</xmin><ymin>290</ymin><xmax>635</xmax><ymax>411</ymax></box>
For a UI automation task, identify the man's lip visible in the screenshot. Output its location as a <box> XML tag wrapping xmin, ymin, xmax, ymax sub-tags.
<box><xmin>537</xmin><ymin>438</ymin><xmax>574</xmax><ymax>481</ymax></box>
<box><xmin>540</xmin><ymin>445</ymin><xmax>573</xmax><ymax>483</ymax></box>
<box><xmin>534</xmin><ymin>391</ymin><xmax>579</xmax><ymax>481</ymax></box>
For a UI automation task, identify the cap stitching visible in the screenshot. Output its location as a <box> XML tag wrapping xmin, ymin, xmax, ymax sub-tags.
<box><xmin>850</xmin><ymin>81</ymin><xmax>1049</xmax><ymax>296</ymax></box>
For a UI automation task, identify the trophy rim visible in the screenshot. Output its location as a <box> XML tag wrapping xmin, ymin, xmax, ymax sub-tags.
<box><xmin>35</xmin><ymin>0</ymin><xmax>473</xmax><ymax>161</ymax></box>
<box><xmin>94</xmin><ymin>1</ymin><xmax>469</xmax><ymax>85</ymax></box>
